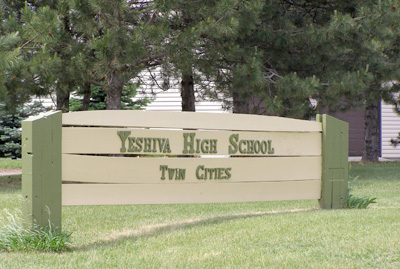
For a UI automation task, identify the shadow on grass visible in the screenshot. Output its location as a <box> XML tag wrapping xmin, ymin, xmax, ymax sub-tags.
<box><xmin>0</xmin><ymin>175</ymin><xmax>21</xmax><ymax>191</ymax></box>
<box><xmin>74</xmin><ymin>208</ymin><xmax>317</xmax><ymax>252</ymax></box>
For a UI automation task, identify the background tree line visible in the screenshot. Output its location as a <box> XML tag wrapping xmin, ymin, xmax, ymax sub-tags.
<box><xmin>1</xmin><ymin>0</ymin><xmax>400</xmax><ymax>161</ymax></box>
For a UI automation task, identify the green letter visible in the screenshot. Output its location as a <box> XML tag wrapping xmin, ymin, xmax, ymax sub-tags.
<box><xmin>228</xmin><ymin>134</ymin><xmax>238</xmax><ymax>154</ymax></box>
<box><xmin>268</xmin><ymin>140</ymin><xmax>275</xmax><ymax>154</ymax></box>
<box><xmin>128</xmin><ymin>137</ymin><xmax>136</xmax><ymax>152</ymax></box>
<box><xmin>239</xmin><ymin>140</ymin><xmax>247</xmax><ymax>154</ymax></box>
<box><xmin>160</xmin><ymin>165</ymin><xmax>168</xmax><ymax>180</ymax></box>
<box><xmin>168</xmin><ymin>168</ymin><xmax>176</xmax><ymax>180</ymax></box>
<box><xmin>225</xmin><ymin>168</ymin><xmax>232</xmax><ymax>179</ymax></box>
<box><xmin>178</xmin><ymin>169</ymin><xmax>186</xmax><ymax>180</ymax></box>
<box><xmin>196</xmin><ymin>139</ymin><xmax>201</xmax><ymax>153</ymax></box>
<box><xmin>117</xmin><ymin>131</ymin><xmax>131</xmax><ymax>153</ymax></box>
<box><xmin>260</xmin><ymin>141</ymin><xmax>267</xmax><ymax>154</ymax></box>
<box><xmin>136</xmin><ymin>137</ymin><xmax>143</xmax><ymax>152</ymax></box>
<box><xmin>163</xmin><ymin>138</ymin><xmax>171</xmax><ymax>153</ymax></box>
<box><xmin>183</xmin><ymin>133</ymin><xmax>195</xmax><ymax>154</ymax></box>
<box><xmin>254</xmin><ymin>140</ymin><xmax>261</xmax><ymax>154</ymax></box>
<box><xmin>201</xmin><ymin>139</ymin><xmax>209</xmax><ymax>153</ymax></box>
<box><xmin>157</xmin><ymin>138</ymin><xmax>166</xmax><ymax>153</ymax></box>
<box><xmin>247</xmin><ymin>140</ymin><xmax>254</xmax><ymax>154</ymax></box>
<box><xmin>210</xmin><ymin>139</ymin><xmax>218</xmax><ymax>153</ymax></box>
<box><xmin>196</xmin><ymin>165</ymin><xmax>204</xmax><ymax>179</ymax></box>
<box><xmin>144</xmin><ymin>137</ymin><xmax>152</xmax><ymax>152</ymax></box>
<box><xmin>152</xmin><ymin>138</ymin><xmax>158</xmax><ymax>152</ymax></box>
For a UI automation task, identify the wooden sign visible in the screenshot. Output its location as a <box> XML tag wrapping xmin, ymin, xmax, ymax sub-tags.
<box><xmin>22</xmin><ymin>110</ymin><xmax>348</xmax><ymax>230</ymax></box>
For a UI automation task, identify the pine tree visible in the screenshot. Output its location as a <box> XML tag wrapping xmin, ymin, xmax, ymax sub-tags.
<box><xmin>69</xmin><ymin>0</ymin><xmax>170</xmax><ymax>110</ymax></box>
<box><xmin>159</xmin><ymin>0</ymin><xmax>264</xmax><ymax>112</ymax></box>
<box><xmin>0</xmin><ymin>3</ymin><xmax>32</xmax><ymax>110</ymax></box>
<box><xmin>228</xmin><ymin>1</ymin><xmax>400</xmax><ymax>160</ymax></box>
<box><xmin>2</xmin><ymin>0</ymin><xmax>399</xmax><ymax>161</ymax></box>
<box><xmin>1</xmin><ymin>1</ymin><xmax>81</xmax><ymax>112</ymax></box>
<box><xmin>357</xmin><ymin>2</ymin><xmax>400</xmax><ymax>161</ymax></box>
<box><xmin>1</xmin><ymin>0</ymin><xmax>172</xmax><ymax>111</ymax></box>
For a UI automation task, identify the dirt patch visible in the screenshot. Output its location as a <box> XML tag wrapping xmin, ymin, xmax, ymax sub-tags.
<box><xmin>0</xmin><ymin>169</ymin><xmax>22</xmax><ymax>174</ymax></box>
<box><xmin>0</xmin><ymin>169</ymin><xmax>22</xmax><ymax>189</ymax></box>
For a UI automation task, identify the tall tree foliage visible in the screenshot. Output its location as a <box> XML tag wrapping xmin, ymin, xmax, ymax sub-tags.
<box><xmin>0</xmin><ymin>1</ymin><xmax>38</xmax><ymax>110</ymax></box>
<box><xmin>1</xmin><ymin>1</ymin><xmax>86</xmax><ymax>111</ymax></box>
<box><xmin>224</xmin><ymin>1</ymin><xmax>400</xmax><ymax>161</ymax></box>
<box><xmin>1</xmin><ymin>0</ymin><xmax>170</xmax><ymax>111</ymax></box>
<box><xmin>71</xmin><ymin>0</ymin><xmax>169</xmax><ymax>109</ymax></box>
<box><xmin>1</xmin><ymin>0</ymin><xmax>399</xmax><ymax>161</ymax></box>
<box><xmin>327</xmin><ymin>1</ymin><xmax>400</xmax><ymax>161</ymax></box>
<box><xmin>156</xmin><ymin>0</ymin><xmax>264</xmax><ymax>112</ymax></box>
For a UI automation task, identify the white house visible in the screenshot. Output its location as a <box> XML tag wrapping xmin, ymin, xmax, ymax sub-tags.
<box><xmin>381</xmin><ymin>102</ymin><xmax>400</xmax><ymax>158</ymax></box>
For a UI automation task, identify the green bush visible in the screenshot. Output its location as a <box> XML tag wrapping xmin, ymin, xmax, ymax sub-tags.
<box><xmin>0</xmin><ymin>102</ymin><xmax>49</xmax><ymax>158</ymax></box>
<box><xmin>69</xmin><ymin>85</ymin><xmax>151</xmax><ymax>111</ymax></box>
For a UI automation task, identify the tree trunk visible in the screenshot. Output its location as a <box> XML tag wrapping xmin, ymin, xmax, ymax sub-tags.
<box><xmin>106</xmin><ymin>70</ymin><xmax>123</xmax><ymax>110</ymax></box>
<box><xmin>81</xmin><ymin>82</ymin><xmax>91</xmax><ymax>111</ymax></box>
<box><xmin>232</xmin><ymin>91</ymin><xmax>249</xmax><ymax>114</ymax></box>
<box><xmin>56</xmin><ymin>88</ymin><xmax>70</xmax><ymax>112</ymax></box>
<box><xmin>181</xmin><ymin>73</ymin><xmax>195</xmax><ymax>112</ymax></box>
<box><xmin>362</xmin><ymin>99</ymin><xmax>381</xmax><ymax>162</ymax></box>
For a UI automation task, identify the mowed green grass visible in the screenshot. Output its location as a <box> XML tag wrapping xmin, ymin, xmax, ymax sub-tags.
<box><xmin>0</xmin><ymin>162</ymin><xmax>399</xmax><ymax>268</ymax></box>
<box><xmin>0</xmin><ymin>158</ymin><xmax>22</xmax><ymax>170</ymax></box>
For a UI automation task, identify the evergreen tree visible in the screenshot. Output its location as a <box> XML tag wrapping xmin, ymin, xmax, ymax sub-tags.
<box><xmin>69</xmin><ymin>84</ymin><xmax>151</xmax><ymax>111</ymax></box>
<box><xmin>1</xmin><ymin>1</ymin><xmax>81</xmax><ymax>111</ymax></box>
<box><xmin>228</xmin><ymin>1</ymin><xmax>400</xmax><ymax>161</ymax></box>
<box><xmin>158</xmin><ymin>0</ymin><xmax>264</xmax><ymax>112</ymax></box>
<box><xmin>325</xmin><ymin>1</ymin><xmax>400</xmax><ymax>161</ymax></box>
<box><xmin>0</xmin><ymin>2</ymin><xmax>33</xmax><ymax>110</ymax></box>
<box><xmin>69</xmin><ymin>0</ymin><xmax>170</xmax><ymax>110</ymax></box>
<box><xmin>0</xmin><ymin>102</ymin><xmax>48</xmax><ymax>158</ymax></box>
<box><xmin>2</xmin><ymin>0</ymin><xmax>399</xmax><ymax>162</ymax></box>
<box><xmin>1</xmin><ymin>0</ymin><xmax>171</xmax><ymax>111</ymax></box>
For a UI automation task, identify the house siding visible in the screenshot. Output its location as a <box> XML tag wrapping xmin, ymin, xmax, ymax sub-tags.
<box><xmin>134</xmin><ymin>87</ymin><xmax>229</xmax><ymax>113</ymax></box>
<box><xmin>325</xmin><ymin>109</ymin><xmax>365</xmax><ymax>157</ymax></box>
<box><xmin>381</xmin><ymin>101</ymin><xmax>400</xmax><ymax>158</ymax></box>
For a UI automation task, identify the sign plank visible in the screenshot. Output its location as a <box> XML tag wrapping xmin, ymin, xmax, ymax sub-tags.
<box><xmin>62</xmin><ymin>155</ymin><xmax>321</xmax><ymax>184</ymax></box>
<box><xmin>62</xmin><ymin>127</ymin><xmax>322</xmax><ymax>156</ymax></box>
<box><xmin>63</xmin><ymin>110</ymin><xmax>322</xmax><ymax>132</ymax></box>
<box><xmin>62</xmin><ymin>180</ymin><xmax>322</xmax><ymax>206</ymax></box>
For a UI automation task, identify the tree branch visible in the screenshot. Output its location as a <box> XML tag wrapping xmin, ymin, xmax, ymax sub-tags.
<box><xmin>85</xmin><ymin>79</ymin><xmax>106</xmax><ymax>87</ymax></box>
<box><xmin>127</xmin><ymin>52</ymin><xmax>167</xmax><ymax>68</ymax></box>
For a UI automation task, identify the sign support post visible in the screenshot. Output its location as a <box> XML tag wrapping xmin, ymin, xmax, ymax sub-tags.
<box><xmin>317</xmin><ymin>114</ymin><xmax>349</xmax><ymax>209</ymax></box>
<box><xmin>22</xmin><ymin>111</ymin><xmax>62</xmax><ymax>230</ymax></box>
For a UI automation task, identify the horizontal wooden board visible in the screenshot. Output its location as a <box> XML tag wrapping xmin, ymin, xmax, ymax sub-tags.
<box><xmin>62</xmin><ymin>127</ymin><xmax>322</xmax><ymax>156</ymax></box>
<box><xmin>62</xmin><ymin>155</ymin><xmax>321</xmax><ymax>184</ymax></box>
<box><xmin>62</xmin><ymin>180</ymin><xmax>321</xmax><ymax>206</ymax></box>
<box><xmin>62</xmin><ymin>111</ymin><xmax>322</xmax><ymax>132</ymax></box>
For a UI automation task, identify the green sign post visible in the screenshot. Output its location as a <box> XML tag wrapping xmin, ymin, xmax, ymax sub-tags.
<box><xmin>22</xmin><ymin>111</ymin><xmax>62</xmax><ymax>229</ymax></box>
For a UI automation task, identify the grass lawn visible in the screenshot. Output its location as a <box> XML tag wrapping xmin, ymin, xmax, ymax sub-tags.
<box><xmin>1</xmin><ymin>162</ymin><xmax>399</xmax><ymax>268</ymax></box>
<box><xmin>0</xmin><ymin>158</ymin><xmax>22</xmax><ymax>170</ymax></box>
